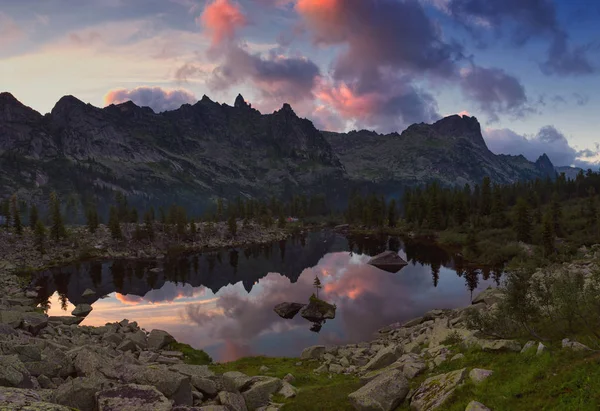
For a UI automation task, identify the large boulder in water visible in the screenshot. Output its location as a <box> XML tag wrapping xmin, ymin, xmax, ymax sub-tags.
<box><xmin>300</xmin><ymin>298</ymin><xmax>335</xmax><ymax>322</ymax></box>
<box><xmin>274</xmin><ymin>302</ymin><xmax>306</xmax><ymax>319</ymax></box>
<box><xmin>367</xmin><ymin>251</ymin><xmax>408</xmax><ymax>273</ymax></box>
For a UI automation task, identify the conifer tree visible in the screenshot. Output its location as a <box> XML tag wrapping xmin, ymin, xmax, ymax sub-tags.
<box><xmin>514</xmin><ymin>197</ymin><xmax>532</xmax><ymax>243</ymax></box>
<box><xmin>277</xmin><ymin>210</ymin><xmax>286</xmax><ymax>228</ymax></box>
<box><xmin>587</xmin><ymin>187</ymin><xmax>598</xmax><ymax>232</ymax></box>
<box><xmin>541</xmin><ymin>210</ymin><xmax>554</xmax><ymax>257</ymax></box>
<box><xmin>550</xmin><ymin>192</ymin><xmax>562</xmax><ymax>236</ymax></box>
<box><xmin>313</xmin><ymin>275</ymin><xmax>322</xmax><ymax>299</ymax></box>
<box><xmin>86</xmin><ymin>207</ymin><xmax>99</xmax><ymax>234</ymax></box>
<box><xmin>130</xmin><ymin>208</ymin><xmax>139</xmax><ymax>224</ymax></box>
<box><xmin>1</xmin><ymin>199</ymin><xmax>10</xmax><ymax>229</ymax></box>
<box><xmin>11</xmin><ymin>195</ymin><xmax>22</xmax><ymax>235</ymax></box>
<box><xmin>388</xmin><ymin>199</ymin><xmax>397</xmax><ymax>228</ymax></box>
<box><xmin>29</xmin><ymin>204</ymin><xmax>39</xmax><ymax>230</ymax></box>
<box><xmin>49</xmin><ymin>191</ymin><xmax>66</xmax><ymax>242</ymax></box>
<box><xmin>34</xmin><ymin>220</ymin><xmax>46</xmax><ymax>254</ymax></box>
<box><xmin>108</xmin><ymin>206</ymin><xmax>122</xmax><ymax>240</ymax></box>
<box><xmin>228</xmin><ymin>214</ymin><xmax>237</xmax><ymax>237</ymax></box>
<box><xmin>480</xmin><ymin>177</ymin><xmax>492</xmax><ymax>216</ymax></box>
<box><xmin>190</xmin><ymin>218</ymin><xmax>197</xmax><ymax>239</ymax></box>
<box><xmin>144</xmin><ymin>211</ymin><xmax>155</xmax><ymax>241</ymax></box>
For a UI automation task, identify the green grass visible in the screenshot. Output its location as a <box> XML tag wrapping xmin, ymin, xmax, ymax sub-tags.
<box><xmin>397</xmin><ymin>345</ymin><xmax>600</xmax><ymax>411</ymax></box>
<box><xmin>168</xmin><ymin>342</ymin><xmax>213</xmax><ymax>365</ymax></box>
<box><xmin>210</xmin><ymin>356</ymin><xmax>360</xmax><ymax>410</ymax></box>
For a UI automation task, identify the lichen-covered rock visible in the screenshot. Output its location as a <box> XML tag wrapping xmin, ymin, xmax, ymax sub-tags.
<box><xmin>472</xmin><ymin>286</ymin><xmax>503</xmax><ymax>306</ymax></box>
<box><xmin>278</xmin><ymin>381</ymin><xmax>298</xmax><ymax>399</ymax></box>
<box><xmin>55</xmin><ymin>376</ymin><xmax>116</xmax><ymax>411</ymax></box>
<box><xmin>96</xmin><ymin>383</ymin><xmax>172</xmax><ymax>411</ymax></box>
<box><xmin>0</xmin><ymin>386</ymin><xmax>71</xmax><ymax>410</ymax></box>
<box><xmin>469</xmin><ymin>369</ymin><xmax>493</xmax><ymax>384</ymax></box>
<box><xmin>348</xmin><ymin>369</ymin><xmax>409</xmax><ymax>411</ymax></box>
<box><xmin>362</xmin><ymin>345</ymin><xmax>402</xmax><ymax>372</ymax></box>
<box><xmin>300</xmin><ymin>299</ymin><xmax>336</xmax><ymax>323</ymax></box>
<box><xmin>410</xmin><ymin>368</ymin><xmax>467</xmax><ymax>411</ymax></box>
<box><xmin>0</xmin><ymin>354</ymin><xmax>35</xmax><ymax>388</ymax></box>
<box><xmin>132</xmin><ymin>365</ymin><xmax>193</xmax><ymax>405</ymax></box>
<box><xmin>242</xmin><ymin>377</ymin><xmax>282</xmax><ymax>411</ymax></box>
<box><xmin>479</xmin><ymin>340</ymin><xmax>521</xmax><ymax>352</ymax></box>
<box><xmin>223</xmin><ymin>371</ymin><xmax>254</xmax><ymax>392</ymax></box>
<box><xmin>300</xmin><ymin>345</ymin><xmax>326</xmax><ymax>360</ymax></box>
<box><xmin>147</xmin><ymin>329</ymin><xmax>175</xmax><ymax>351</ymax></box>
<box><xmin>218</xmin><ymin>391</ymin><xmax>248</xmax><ymax>411</ymax></box>
<box><xmin>562</xmin><ymin>338</ymin><xmax>592</xmax><ymax>352</ymax></box>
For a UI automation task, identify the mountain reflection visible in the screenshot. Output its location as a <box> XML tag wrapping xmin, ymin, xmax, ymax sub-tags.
<box><xmin>31</xmin><ymin>232</ymin><xmax>500</xmax><ymax>362</ymax></box>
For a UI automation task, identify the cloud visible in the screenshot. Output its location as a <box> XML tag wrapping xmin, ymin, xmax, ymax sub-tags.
<box><xmin>174</xmin><ymin>63</ymin><xmax>206</xmax><ymax>83</ymax></box>
<box><xmin>484</xmin><ymin>125</ymin><xmax>600</xmax><ymax>168</ymax></box>
<box><xmin>459</xmin><ymin>65</ymin><xmax>532</xmax><ymax>122</ymax></box>
<box><xmin>208</xmin><ymin>45</ymin><xmax>320</xmax><ymax>110</ymax></box>
<box><xmin>0</xmin><ymin>12</ymin><xmax>24</xmax><ymax>49</ymax></box>
<box><xmin>103</xmin><ymin>86</ymin><xmax>197</xmax><ymax>112</ymax></box>
<box><xmin>446</xmin><ymin>0</ymin><xmax>597</xmax><ymax>76</ymax></box>
<box><xmin>198</xmin><ymin>0</ymin><xmax>247</xmax><ymax>47</ymax></box>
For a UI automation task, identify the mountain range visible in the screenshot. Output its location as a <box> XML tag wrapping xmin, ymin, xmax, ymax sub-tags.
<box><xmin>0</xmin><ymin>92</ymin><xmax>560</xmax><ymax>214</ymax></box>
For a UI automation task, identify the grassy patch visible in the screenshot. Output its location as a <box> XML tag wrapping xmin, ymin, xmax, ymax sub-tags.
<box><xmin>398</xmin><ymin>345</ymin><xmax>600</xmax><ymax>411</ymax></box>
<box><xmin>168</xmin><ymin>342</ymin><xmax>213</xmax><ymax>365</ymax></box>
<box><xmin>211</xmin><ymin>356</ymin><xmax>360</xmax><ymax>410</ymax></box>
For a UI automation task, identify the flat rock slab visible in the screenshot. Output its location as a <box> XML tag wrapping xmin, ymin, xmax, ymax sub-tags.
<box><xmin>96</xmin><ymin>383</ymin><xmax>172</xmax><ymax>411</ymax></box>
<box><xmin>367</xmin><ymin>251</ymin><xmax>408</xmax><ymax>273</ymax></box>
<box><xmin>72</xmin><ymin>304</ymin><xmax>93</xmax><ymax>317</ymax></box>
<box><xmin>242</xmin><ymin>377</ymin><xmax>282</xmax><ymax>411</ymax></box>
<box><xmin>273</xmin><ymin>302</ymin><xmax>306</xmax><ymax>319</ymax></box>
<box><xmin>410</xmin><ymin>368</ymin><xmax>467</xmax><ymax>411</ymax></box>
<box><xmin>348</xmin><ymin>369</ymin><xmax>409</xmax><ymax>411</ymax></box>
<box><xmin>0</xmin><ymin>387</ymin><xmax>71</xmax><ymax>410</ymax></box>
<box><xmin>48</xmin><ymin>316</ymin><xmax>84</xmax><ymax>326</ymax></box>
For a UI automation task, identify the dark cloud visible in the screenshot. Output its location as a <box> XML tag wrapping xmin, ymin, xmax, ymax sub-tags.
<box><xmin>446</xmin><ymin>0</ymin><xmax>597</xmax><ymax>76</ymax></box>
<box><xmin>459</xmin><ymin>65</ymin><xmax>532</xmax><ymax>122</ymax></box>
<box><xmin>484</xmin><ymin>125</ymin><xmax>600</xmax><ymax>168</ymax></box>
<box><xmin>174</xmin><ymin>63</ymin><xmax>205</xmax><ymax>83</ymax></box>
<box><xmin>103</xmin><ymin>86</ymin><xmax>197</xmax><ymax>112</ymax></box>
<box><xmin>207</xmin><ymin>45</ymin><xmax>320</xmax><ymax>108</ymax></box>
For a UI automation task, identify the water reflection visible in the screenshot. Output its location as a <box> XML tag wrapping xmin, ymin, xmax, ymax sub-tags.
<box><xmin>31</xmin><ymin>232</ymin><xmax>501</xmax><ymax>362</ymax></box>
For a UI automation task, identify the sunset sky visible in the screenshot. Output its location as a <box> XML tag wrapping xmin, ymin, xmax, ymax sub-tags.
<box><xmin>1</xmin><ymin>0</ymin><xmax>599</xmax><ymax>167</ymax></box>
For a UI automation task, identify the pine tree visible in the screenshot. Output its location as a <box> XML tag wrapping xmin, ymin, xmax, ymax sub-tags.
<box><xmin>130</xmin><ymin>208</ymin><xmax>139</xmax><ymax>224</ymax></box>
<box><xmin>490</xmin><ymin>184</ymin><xmax>506</xmax><ymax>228</ymax></box>
<box><xmin>29</xmin><ymin>204</ymin><xmax>39</xmax><ymax>230</ymax></box>
<box><xmin>49</xmin><ymin>191</ymin><xmax>66</xmax><ymax>242</ymax></box>
<box><xmin>550</xmin><ymin>192</ymin><xmax>562</xmax><ymax>236</ymax></box>
<box><xmin>453</xmin><ymin>193</ymin><xmax>467</xmax><ymax>226</ymax></box>
<box><xmin>587</xmin><ymin>187</ymin><xmax>598</xmax><ymax>232</ymax></box>
<box><xmin>228</xmin><ymin>214</ymin><xmax>237</xmax><ymax>237</ymax></box>
<box><xmin>34</xmin><ymin>220</ymin><xmax>46</xmax><ymax>254</ymax></box>
<box><xmin>11</xmin><ymin>195</ymin><xmax>22</xmax><ymax>235</ymax></box>
<box><xmin>144</xmin><ymin>211</ymin><xmax>155</xmax><ymax>241</ymax></box>
<box><xmin>277</xmin><ymin>210</ymin><xmax>286</xmax><ymax>228</ymax></box>
<box><xmin>388</xmin><ymin>199</ymin><xmax>397</xmax><ymax>228</ymax></box>
<box><xmin>190</xmin><ymin>219</ymin><xmax>197</xmax><ymax>239</ymax></box>
<box><xmin>466</xmin><ymin>226</ymin><xmax>478</xmax><ymax>255</ymax></box>
<box><xmin>108</xmin><ymin>206</ymin><xmax>122</xmax><ymax>240</ymax></box>
<box><xmin>115</xmin><ymin>192</ymin><xmax>129</xmax><ymax>221</ymax></box>
<box><xmin>541</xmin><ymin>210</ymin><xmax>554</xmax><ymax>257</ymax></box>
<box><xmin>480</xmin><ymin>177</ymin><xmax>492</xmax><ymax>216</ymax></box>
<box><xmin>514</xmin><ymin>197</ymin><xmax>532</xmax><ymax>243</ymax></box>
<box><xmin>86</xmin><ymin>207</ymin><xmax>99</xmax><ymax>234</ymax></box>
<box><xmin>1</xmin><ymin>199</ymin><xmax>10</xmax><ymax>229</ymax></box>
<box><xmin>313</xmin><ymin>275</ymin><xmax>322</xmax><ymax>299</ymax></box>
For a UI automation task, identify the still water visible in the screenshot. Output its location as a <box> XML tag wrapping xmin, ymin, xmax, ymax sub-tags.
<box><xmin>30</xmin><ymin>231</ymin><xmax>501</xmax><ymax>362</ymax></box>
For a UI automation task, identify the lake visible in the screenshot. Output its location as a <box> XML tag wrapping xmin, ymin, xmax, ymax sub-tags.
<box><xmin>29</xmin><ymin>231</ymin><xmax>501</xmax><ymax>362</ymax></box>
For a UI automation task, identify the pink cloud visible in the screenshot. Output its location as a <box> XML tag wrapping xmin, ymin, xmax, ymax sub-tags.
<box><xmin>198</xmin><ymin>0</ymin><xmax>247</xmax><ymax>47</ymax></box>
<box><xmin>115</xmin><ymin>293</ymin><xmax>144</xmax><ymax>305</ymax></box>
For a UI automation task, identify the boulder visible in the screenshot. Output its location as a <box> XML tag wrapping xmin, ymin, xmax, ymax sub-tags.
<box><xmin>451</xmin><ymin>354</ymin><xmax>465</xmax><ymax>361</ymax></box>
<box><xmin>472</xmin><ymin>286</ymin><xmax>503</xmax><ymax>306</ymax></box>
<box><xmin>133</xmin><ymin>365</ymin><xmax>193</xmax><ymax>405</ymax></box>
<box><xmin>55</xmin><ymin>376</ymin><xmax>115</xmax><ymax>411</ymax></box>
<box><xmin>480</xmin><ymin>340</ymin><xmax>521</xmax><ymax>352</ymax></box>
<box><xmin>273</xmin><ymin>302</ymin><xmax>306</xmax><ymax>319</ymax></box>
<box><xmin>469</xmin><ymin>369</ymin><xmax>493</xmax><ymax>384</ymax></box>
<box><xmin>363</xmin><ymin>345</ymin><xmax>402</xmax><ymax>372</ymax></box>
<box><xmin>223</xmin><ymin>371</ymin><xmax>255</xmax><ymax>392</ymax></box>
<box><xmin>367</xmin><ymin>251</ymin><xmax>408</xmax><ymax>273</ymax></box>
<box><xmin>0</xmin><ymin>387</ymin><xmax>71</xmax><ymax>410</ymax></box>
<box><xmin>348</xmin><ymin>369</ymin><xmax>409</xmax><ymax>411</ymax></box>
<box><xmin>329</xmin><ymin>364</ymin><xmax>344</xmax><ymax>374</ymax></box>
<box><xmin>218</xmin><ymin>391</ymin><xmax>248</xmax><ymax>411</ymax></box>
<box><xmin>282</xmin><ymin>373</ymin><xmax>295</xmax><ymax>383</ymax></box>
<box><xmin>0</xmin><ymin>355</ymin><xmax>35</xmax><ymax>388</ymax></box>
<box><xmin>537</xmin><ymin>342</ymin><xmax>547</xmax><ymax>355</ymax></box>
<box><xmin>465</xmin><ymin>400</ymin><xmax>492</xmax><ymax>411</ymax></box>
<box><xmin>242</xmin><ymin>377</ymin><xmax>282</xmax><ymax>411</ymax></box>
<box><xmin>191</xmin><ymin>377</ymin><xmax>218</xmax><ymax>397</ymax></box>
<box><xmin>402</xmin><ymin>317</ymin><xmax>424</xmax><ymax>328</ymax></box>
<box><xmin>22</xmin><ymin>312</ymin><xmax>49</xmax><ymax>335</ymax></box>
<box><xmin>148</xmin><ymin>329</ymin><xmax>176</xmax><ymax>351</ymax></box>
<box><xmin>300</xmin><ymin>345</ymin><xmax>326</xmax><ymax>360</ymax></box>
<box><xmin>72</xmin><ymin>304</ymin><xmax>93</xmax><ymax>317</ymax></box>
<box><xmin>72</xmin><ymin>348</ymin><xmax>106</xmax><ymax>377</ymax></box>
<box><xmin>520</xmin><ymin>341</ymin><xmax>536</xmax><ymax>354</ymax></box>
<box><xmin>96</xmin><ymin>383</ymin><xmax>172</xmax><ymax>411</ymax></box>
<box><xmin>126</xmin><ymin>330</ymin><xmax>148</xmax><ymax>350</ymax></box>
<box><xmin>300</xmin><ymin>299</ymin><xmax>336</xmax><ymax>323</ymax></box>
<box><xmin>410</xmin><ymin>368</ymin><xmax>467</xmax><ymax>411</ymax></box>
<box><xmin>562</xmin><ymin>338</ymin><xmax>593</xmax><ymax>352</ymax></box>
<box><xmin>278</xmin><ymin>381</ymin><xmax>297</xmax><ymax>399</ymax></box>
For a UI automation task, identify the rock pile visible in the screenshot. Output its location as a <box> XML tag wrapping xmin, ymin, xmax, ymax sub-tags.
<box><xmin>0</xmin><ymin>293</ymin><xmax>296</xmax><ymax>411</ymax></box>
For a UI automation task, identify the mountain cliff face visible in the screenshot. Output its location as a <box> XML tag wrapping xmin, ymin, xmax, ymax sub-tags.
<box><xmin>0</xmin><ymin>94</ymin><xmax>554</xmax><ymax>213</ymax></box>
<box><xmin>323</xmin><ymin>115</ymin><xmax>555</xmax><ymax>192</ymax></box>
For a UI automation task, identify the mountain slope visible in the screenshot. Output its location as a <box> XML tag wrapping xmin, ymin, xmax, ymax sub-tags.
<box><xmin>0</xmin><ymin>93</ymin><xmax>555</xmax><ymax>214</ymax></box>
<box><xmin>323</xmin><ymin>115</ymin><xmax>555</xmax><ymax>191</ymax></box>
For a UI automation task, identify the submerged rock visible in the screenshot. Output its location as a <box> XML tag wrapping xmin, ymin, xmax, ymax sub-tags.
<box><xmin>273</xmin><ymin>302</ymin><xmax>306</xmax><ymax>319</ymax></box>
<box><xmin>367</xmin><ymin>251</ymin><xmax>408</xmax><ymax>273</ymax></box>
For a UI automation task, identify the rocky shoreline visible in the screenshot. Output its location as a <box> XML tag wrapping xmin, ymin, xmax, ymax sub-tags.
<box><xmin>0</xmin><ymin>243</ymin><xmax>598</xmax><ymax>410</ymax></box>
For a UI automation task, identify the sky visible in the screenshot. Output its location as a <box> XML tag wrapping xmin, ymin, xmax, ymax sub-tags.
<box><xmin>1</xmin><ymin>0</ymin><xmax>599</xmax><ymax>168</ymax></box>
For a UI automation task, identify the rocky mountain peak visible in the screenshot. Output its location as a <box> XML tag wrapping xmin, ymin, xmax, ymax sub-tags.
<box><xmin>234</xmin><ymin>94</ymin><xmax>250</xmax><ymax>109</ymax></box>
<box><xmin>0</xmin><ymin>92</ymin><xmax>42</xmax><ymax>122</ymax></box>
<box><xmin>431</xmin><ymin>114</ymin><xmax>486</xmax><ymax>147</ymax></box>
<box><xmin>535</xmin><ymin>153</ymin><xmax>556</xmax><ymax>178</ymax></box>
